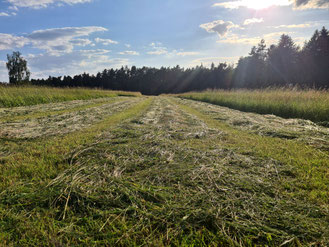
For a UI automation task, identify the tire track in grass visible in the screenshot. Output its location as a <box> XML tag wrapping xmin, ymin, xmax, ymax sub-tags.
<box><xmin>41</xmin><ymin>97</ymin><xmax>328</xmax><ymax>246</ymax></box>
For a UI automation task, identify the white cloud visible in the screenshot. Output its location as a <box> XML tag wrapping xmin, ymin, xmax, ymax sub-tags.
<box><xmin>0</xmin><ymin>33</ymin><xmax>29</xmax><ymax>50</ymax></box>
<box><xmin>28</xmin><ymin>26</ymin><xmax>106</xmax><ymax>41</ymax></box>
<box><xmin>27</xmin><ymin>49</ymin><xmax>129</xmax><ymax>79</ymax></box>
<box><xmin>213</xmin><ymin>0</ymin><xmax>291</xmax><ymax>9</ymax></box>
<box><xmin>146</xmin><ymin>42</ymin><xmax>198</xmax><ymax>57</ymax></box>
<box><xmin>0</xmin><ymin>26</ymin><xmax>106</xmax><ymax>54</ymax></box>
<box><xmin>95</xmin><ymin>38</ymin><xmax>118</xmax><ymax>45</ymax></box>
<box><xmin>147</xmin><ymin>42</ymin><xmax>168</xmax><ymax>55</ymax></box>
<box><xmin>7</xmin><ymin>0</ymin><xmax>93</xmax><ymax>9</ymax></box>
<box><xmin>70</xmin><ymin>38</ymin><xmax>93</xmax><ymax>46</ymax></box>
<box><xmin>216</xmin><ymin>31</ymin><xmax>306</xmax><ymax>47</ymax></box>
<box><xmin>200</xmin><ymin>20</ymin><xmax>238</xmax><ymax>37</ymax></box>
<box><xmin>243</xmin><ymin>18</ymin><xmax>264</xmax><ymax>25</ymax></box>
<box><xmin>118</xmin><ymin>50</ymin><xmax>139</xmax><ymax>55</ymax></box>
<box><xmin>176</xmin><ymin>52</ymin><xmax>199</xmax><ymax>56</ymax></box>
<box><xmin>213</xmin><ymin>0</ymin><xmax>329</xmax><ymax>9</ymax></box>
<box><xmin>0</xmin><ymin>12</ymin><xmax>10</xmax><ymax>16</ymax></box>
<box><xmin>8</xmin><ymin>6</ymin><xmax>19</xmax><ymax>11</ymax></box>
<box><xmin>27</xmin><ymin>26</ymin><xmax>106</xmax><ymax>54</ymax></box>
<box><xmin>273</xmin><ymin>23</ymin><xmax>313</xmax><ymax>29</ymax></box>
<box><xmin>125</xmin><ymin>44</ymin><xmax>131</xmax><ymax>48</ymax></box>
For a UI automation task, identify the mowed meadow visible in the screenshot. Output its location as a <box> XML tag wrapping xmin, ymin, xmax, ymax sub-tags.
<box><xmin>0</xmin><ymin>87</ymin><xmax>328</xmax><ymax>246</ymax></box>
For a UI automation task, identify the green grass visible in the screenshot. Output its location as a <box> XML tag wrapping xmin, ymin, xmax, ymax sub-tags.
<box><xmin>0</xmin><ymin>96</ymin><xmax>328</xmax><ymax>246</ymax></box>
<box><xmin>180</xmin><ymin>89</ymin><xmax>329</xmax><ymax>125</ymax></box>
<box><xmin>0</xmin><ymin>86</ymin><xmax>141</xmax><ymax>108</ymax></box>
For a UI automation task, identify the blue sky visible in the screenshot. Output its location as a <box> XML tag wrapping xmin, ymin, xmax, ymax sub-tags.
<box><xmin>0</xmin><ymin>0</ymin><xmax>328</xmax><ymax>81</ymax></box>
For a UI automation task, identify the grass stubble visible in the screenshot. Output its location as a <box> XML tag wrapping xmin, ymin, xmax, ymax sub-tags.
<box><xmin>0</xmin><ymin>94</ymin><xmax>328</xmax><ymax>246</ymax></box>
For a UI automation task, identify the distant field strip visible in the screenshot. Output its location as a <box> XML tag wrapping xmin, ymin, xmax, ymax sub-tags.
<box><xmin>180</xmin><ymin>89</ymin><xmax>329</xmax><ymax>124</ymax></box>
<box><xmin>0</xmin><ymin>86</ymin><xmax>140</xmax><ymax>107</ymax></box>
<box><xmin>0</xmin><ymin>96</ymin><xmax>328</xmax><ymax>246</ymax></box>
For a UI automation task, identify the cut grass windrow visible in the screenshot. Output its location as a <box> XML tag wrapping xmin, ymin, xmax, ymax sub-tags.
<box><xmin>0</xmin><ymin>98</ymin><xmax>143</xmax><ymax>139</ymax></box>
<box><xmin>0</xmin><ymin>97</ymin><xmax>124</xmax><ymax>123</ymax></box>
<box><xmin>0</xmin><ymin>97</ymin><xmax>152</xmax><ymax>187</ymax></box>
<box><xmin>1</xmin><ymin>96</ymin><xmax>328</xmax><ymax>246</ymax></box>
<box><xmin>172</xmin><ymin>98</ymin><xmax>329</xmax><ymax>206</ymax></box>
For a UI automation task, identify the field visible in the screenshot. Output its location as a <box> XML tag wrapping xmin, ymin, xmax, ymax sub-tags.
<box><xmin>0</xmin><ymin>86</ymin><xmax>141</xmax><ymax>107</ymax></box>
<box><xmin>0</xmin><ymin>88</ymin><xmax>329</xmax><ymax>246</ymax></box>
<box><xmin>180</xmin><ymin>89</ymin><xmax>329</xmax><ymax>125</ymax></box>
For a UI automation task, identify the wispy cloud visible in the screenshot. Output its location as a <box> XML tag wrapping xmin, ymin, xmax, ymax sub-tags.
<box><xmin>118</xmin><ymin>51</ymin><xmax>139</xmax><ymax>56</ymax></box>
<box><xmin>0</xmin><ymin>12</ymin><xmax>10</xmax><ymax>16</ymax></box>
<box><xmin>216</xmin><ymin>31</ymin><xmax>307</xmax><ymax>47</ymax></box>
<box><xmin>7</xmin><ymin>0</ymin><xmax>93</xmax><ymax>9</ymax></box>
<box><xmin>273</xmin><ymin>23</ymin><xmax>313</xmax><ymax>29</ymax></box>
<box><xmin>243</xmin><ymin>18</ymin><xmax>264</xmax><ymax>26</ymax></box>
<box><xmin>213</xmin><ymin>0</ymin><xmax>290</xmax><ymax>9</ymax></box>
<box><xmin>147</xmin><ymin>42</ymin><xmax>168</xmax><ymax>55</ymax></box>
<box><xmin>27</xmin><ymin>26</ymin><xmax>107</xmax><ymax>54</ymax></box>
<box><xmin>27</xmin><ymin>49</ymin><xmax>129</xmax><ymax>79</ymax></box>
<box><xmin>213</xmin><ymin>0</ymin><xmax>329</xmax><ymax>9</ymax></box>
<box><xmin>176</xmin><ymin>52</ymin><xmax>199</xmax><ymax>56</ymax></box>
<box><xmin>95</xmin><ymin>38</ymin><xmax>119</xmax><ymax>45</ymax></box>
<box><xmin>146</xmin><ymin>43</ymin><xmax>198</xmax><ymax>57</ymax></box>
<box><xmin>0</xmin><ymin>26</ymin><xmax>107</xmax><ymax>55</ymax></box>
<box><xmin>0</xmin><ymin>33</ymin><xmax>29</xmax><ymax>50</ymax></box>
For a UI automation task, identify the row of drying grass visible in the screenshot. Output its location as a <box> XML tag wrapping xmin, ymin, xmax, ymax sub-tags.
<box><xmin>1</xmin><ymin>97</ymin><xmax>328</xmax><ymax>245</ymax></box>
<box><xmin>180</xmin><ymin>89</ymin><xmax>329</xmax><ymax>124</ymax></box>
<box><xmin>0</xmin><ymin>86</ymin><xmax>141</xmax><ymax>107</ymax></box>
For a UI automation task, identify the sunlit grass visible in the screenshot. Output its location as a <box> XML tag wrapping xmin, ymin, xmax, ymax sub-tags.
<box><xmin>180</xmin><ymin>89</ymin><xmax>329</xmax><ymax>124</ymax></box>
<box><xmin>0</xmin><ymin>96</ymin><xmax>328</xmax><ymax>245</ymax></box>
<box><xmin>0</xmin><ymin>86</ymin><xmax>141</xmax><ymax>108</ymax></box>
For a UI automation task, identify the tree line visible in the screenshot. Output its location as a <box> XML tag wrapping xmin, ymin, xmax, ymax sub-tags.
<box><xmin>4</xmin><ymin>27</ymin><xmax>329</xmax><ymax>94</ymax></box>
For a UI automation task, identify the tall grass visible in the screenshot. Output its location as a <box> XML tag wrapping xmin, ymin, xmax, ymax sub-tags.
<box><xmin>0</xmin><ymin>86</ymin><xmax>141</xmax><ymax>108</ymax></box>
<box><xmin>180</xmin><ymin>89</ymin><xmax>329</xmax><ymax>124</ymax></box>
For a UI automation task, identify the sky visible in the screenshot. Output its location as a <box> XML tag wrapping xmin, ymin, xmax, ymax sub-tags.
<box><xmin>0</xmin><ymin>0</ymin><xmax>328</xmax><ymax>82</ymax></box>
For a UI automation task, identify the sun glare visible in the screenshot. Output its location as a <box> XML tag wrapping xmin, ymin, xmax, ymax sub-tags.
<box><xmin>237</xmin><ymin>0</ymin><xmax>291</xmax><ymax>10</ymax></box>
